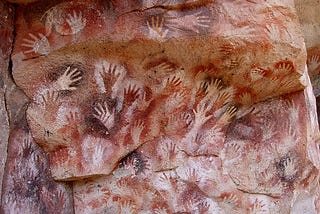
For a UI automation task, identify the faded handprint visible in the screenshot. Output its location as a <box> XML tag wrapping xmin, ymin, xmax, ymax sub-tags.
<box><xmin>55</xmin><ymin>66</ymin><xmax>82</xmax><ymax>91</ymax></box>
<box><xmin>224</xmin><ymin>143</ymin><xmax>241</xmax><ymax>160</ymax></box>
<box><xmin>165</xmin><ymin>91</ymin><xmax>185</xmax><ymax>111</ymax></box>
<box><xmin>274</xmin><ymin>61</ymin><xmax>294</xmax><ymax>74</ymax></box>
<box><xmin>20</xmin><ymin>135</ymin><xmax>32</xmax><ymax>156</ymax></box>
<box><xmin>223</xmin><ymin>194</ymin><xmax>239</xmax><ymax>208</ymax></box>
<box><xmin>130</xmin><ymin>120</ymin><xmax>145</xmax><ymax>145</ymax></box>
<box><xmin>154</xmin><ymin>207</ymin><xmax>168</xmax><ymax>214</ymax></box>
<box><xmin>147</xmin><ymin>16</ymin><xmax>169</xmax><ymax>39</ymax></box>
<box><xmin>167</xmin><ymin>11</ymin><xmax>210</xmax><ymax>33</ymax></box>
<box><xmin>39</xmin><ymin>89</ymin><xmax>59</xmax><ymax>107</ymax></box>
<box><xmin>265</xmin><ymin>23</ymin><xmax>280</xmax><ymax>41</ymax></box>
<box><xmin>120</xmin><ymin>200</ymin><xmax>136</xmax><ymax>214</ymax></box>
<box><xmin>239</xmin><ymin>92</ymin><xmax>252</xmax><ymax>106</ymax></box>
<box><xmin>66</xmin><ymin>10</ymin><xmax>86</xmax><ymax>35</ymax></box>
<box><xmin>308</xmin><ymin>55</ymin><xmax>320</xmax><ymax>74</ymax></box>
<box><xmin>184</xmin><ymin>168</ymin><xmax>199</xmax><ymax>183</ymax></box>
<box><xmin>250</xmin><ymin>67</ymin><xmax>267</xmax><ymax>81</ymax></box>
<box><xmin>207</xmin><ymin>79</ymin><xmax>223</xmax><ymax>96</ymax></box>
<box><xmin>249</xmin><ymin>199</ymin><xmax>266</xmax><ymax>214</ymax></box>
<box><xmin>163</xmin><ymin>75</ymin><xmax>182</xmax><ymax>91</ymax></box>
<box><xmin>22</xmin><ymin>33</ymin><xmax>50</xmax><ymax>55</ymax></box>
<box><xmin>198</xmin><ymin>201</ymin><xmax>210</xmax><ymax>213</ymax></box>
<box><xmin>93</xmin><ymin>102</ymin><xmax>115</xmax><ymax>134</ymax></box>
<box><xmin>161</xmin><ymin>140</ymin><xmax>177</xmax><ymax>161</ymax></box>
<box><xmin>92</xmin><ymin>145</ymin><xmax>105</xmax><ymax>167</ymax></box>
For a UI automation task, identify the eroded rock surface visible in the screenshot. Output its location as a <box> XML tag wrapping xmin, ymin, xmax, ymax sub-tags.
<box><xmin>0</xmin><ymin>0</ymin><xmax>319</xmax><ymax>213</ymax></box>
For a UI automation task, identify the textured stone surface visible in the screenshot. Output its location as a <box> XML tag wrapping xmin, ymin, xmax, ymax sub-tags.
<box><xmin>1</xmin><ymin>0</ymin><xmax>319</xmax><ymax>213</ymax></box>
<box><xmin>0</xmin><ymin>0</ymin><xmax>14</xmax><ymax>202</ymax></box>
<box><xmin>12</xmin><ymin>0</ymin><xmax>310</xmax><ymax>181</ymax></box>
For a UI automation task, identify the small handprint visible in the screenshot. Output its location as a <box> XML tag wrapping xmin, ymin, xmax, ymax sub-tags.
<box><xmin>66</xmin><ymin>10</ymin><xmax>86</xmax><ymax>35</ymax></box>
<box><xmin>184</xmin><ymin>168</ymin><xmax>199</xmax><ymax>183</ymax></box>
<box><xmin>207</xmin><ymin>78</ymin><xmax>223</xmax><ymax>95</ymax></box>
<box><xmin>39</xmin><ymin>89</ymin><xmax>59</xmax><ymax>107</ymax></box>
<box><xmin>120</xmin><ymin>200</ymin><xmax>136</xmax><ymax>214</ymax></box>
<box><xmin>163</xmin><ymin>75</ymin><xmax>182</xmax><ymax>90</ymax></box>
<box><xmin>161</xmin><ymin>140</ymin><xmax>177</xmax><ymax>160</ymax></box>
<box><xmin>167</xmin><ymin>11</ymin><xmax>210</xmax><ymax>33</ymax></box>
<box><xmin>66</xmin><ymin>111</ymin><xmax>80</xmax><ymax>124</ymax></box>
<box><xmin>308</xmin><ymin>55</ymin><xmax>320</xmax><ymax>74</ymax></box>
<box><xmin>22</xmin><ymin>33</ymin><xmax>50</xmax><ymax>55</ymax></box>
<box><xmin>147</xmin><ymin>16</ymin><xmax>169</xmax><ymax>39</ymax></box>
<box><xmin>282</xmin><ymin>157</ymin><xmax>298</xmax><ymax>180</ymax></box>
<box><xmin>92</xmin><ymin>145</ymin><xmax>105</xmax><ymax>167</ymax></box>
<box><xmin>217</xmin><ymin>106</ymin><xmax>237</xmax><ymax>126</ymax></box>
<box><xmin>93</xmin><ymin>102</ymin><xmax>115</xmax><ymax>134</ymax></box>
<box><xmin>130</xmin><ymin>120</ymin><xmax>145</xmax><ymax>145</ymax></box>
<box><xmin>55</xmin><ymin>66</ymin><xmax>82</xmax><ymax>91</ymax></box>
<box><xmin>198</xmin><ymin>201</ymin><xmax>210</xmax><ymax>213</ymax></box>
<box><xmin>265</xmin><ymin>23</ymin><xmax>280</xmax><ymax>41</ymax></box>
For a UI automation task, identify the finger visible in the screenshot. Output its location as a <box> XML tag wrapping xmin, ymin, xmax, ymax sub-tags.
<box><xmin>29</xmin><ymin>33</ymin><xmax>38</xmax><ymax>40</ymax></box>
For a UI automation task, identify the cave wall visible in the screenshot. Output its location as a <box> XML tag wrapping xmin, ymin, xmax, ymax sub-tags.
<box><xmin>0</xmin><ymin>0</ymin><xmax>319</xmax><ymax>213</ymax></box>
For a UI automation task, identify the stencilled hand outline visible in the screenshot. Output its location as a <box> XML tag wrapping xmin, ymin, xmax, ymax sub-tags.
<box><xmin>93</xmin><ymin>102</ymin><xmax>115</xmax><ymax>135</ymax></box>
<box><xmin>55</xmin><ymin>66</ymin><xmax>82</xmax><ymax>91</ymax></box>
<box><xmin>22</xmin><ymin>33</ymin><xmax>50</xmax><ymax>55</ymax></box>
<box><xmin>66</xmin><ymin>10</ymin><xmax>87</xmax><ymax>35</ymax></box>
<box><xmin>147</xmin><ymin>16</ymin><xmax>169</xmax><ymax>39</ymax></box>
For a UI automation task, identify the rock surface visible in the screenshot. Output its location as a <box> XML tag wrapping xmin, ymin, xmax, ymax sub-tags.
<box><xmin>0</xmin><ymin>0</ymin><xmax>320</xmax><ymax>213</ymax></box>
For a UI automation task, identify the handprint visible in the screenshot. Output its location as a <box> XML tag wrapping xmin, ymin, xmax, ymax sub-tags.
<box><xmin>147</xmin><ymin>16</ymin><xmax>169</xmax><ymax>39</ymax></box>
<box><xmin>265</xmin><ymin>23</ymin><xmax>280</xmax><ymax>41</ymax></box>
<box><xmin>55</xmin><ymin>66</ymin><xmax>82</xmax><ymax>91</ymax></box>
<box><xmin>217</xmin><ymin>106</ymin><xmax>237</xmax><ymax>126</ymax></box>
<box><xmin>66</xmin><ymin>10</ymin><xmax>86</xmax><ymax>35</ymax></box>
<box><xmin>93</xmin><ymin>102</ymin><xmax>115</xmax><ymax>134</ymax></box>
<box><xmin>39</xmin><ymin>89</ymin><xmax>59</xmax><ymax>107</ymax></box>
<box><xmin>193</xmin><ymin>99</ymin><xmax>213</xmax><ymax>127</ymax></box>
<box><xmin>198</xmin><ymin>201</ymin><xmax>210</xmax><ymax>213</ymax></box>
<box><xmin>124</xmin><ymin>84</ymin><xmax>141</xmax><ymax>105</ymax></box>
<box><xmin>130</xmin><ymin>120</ymin><xmax>145</xmax><ymax>145</ymax></box>
<box><xmin>161</xmin><ymin>141</ymin><xmax>177</xmax><ymax>161</ymax></box>
<box><xmin>282</xmin><ymin>157</ymin><xmax>298</xmax><ymax>180</ymax></box>
<box><xmin>223</xmin><ymin>194</ymin><xmax>239</xmax><ymax>208</ymax></box>
<box><xmin>120</xmin><ymin>200</ymin><xmax>136</xmax><ymax>214</ymax></box>
<box><xmin>167</xmin><ymin>11</ymin><xmax>210</xmax><ymax>33</ymax></box>
<box><xmin>308</xmin><ymin>55</ymin><xmax>320</xmax><ymax>74</ymax></box>
<box><xmin>22</xmin><ymin>33</ymin><xmax>50</xmax><ymax>55</ymax></box>
<box><xmin>249</xmin><ymin>199</ymin><xmax>266</xmax><ymax>214</ymax></box>
<box><xmin>92</xmin><ymin>145</ymin><xmax>105</xmax><ymax>167</ymax></box>
<box><xmin>96</xmin><ymin>61</ymin><xmax>125</xmax><ymax>94</ymax></box>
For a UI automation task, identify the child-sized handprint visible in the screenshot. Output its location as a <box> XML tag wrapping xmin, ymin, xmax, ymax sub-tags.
<box><xmin>22</xmin><ymin>33</ymin><xmax>50</xmax><ymax>55</ymax></box>
<box><xmin>55</xmin><ymin>66</ymin><xmax>82</xmax><ymax>91</ymax></box>
<box><xmin>130</xmin><ymin>120</ymin><xmax>145</xmax><ymax>145</ymax></box>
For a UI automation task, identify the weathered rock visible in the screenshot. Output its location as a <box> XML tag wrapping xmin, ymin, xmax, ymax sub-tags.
<box><xmin>3</xmin><ymin>0</ymin><xmax>320</xmax><ymax>213</ymax></box>
<box><xmin>0</xmin><ymin>0</ymin><xmax>14</xmax><ymax>202</ymax></box>
<box><xmin>12</xmin><ymin>0</ymin><xmax>310</xmax><ymax>181</ymax></box>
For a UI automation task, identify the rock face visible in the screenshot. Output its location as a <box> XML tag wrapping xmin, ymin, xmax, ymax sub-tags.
<box><xmin>0</xmin><ymin>0</ymin><xmax>319</xmax><ymax>213</ymax></box>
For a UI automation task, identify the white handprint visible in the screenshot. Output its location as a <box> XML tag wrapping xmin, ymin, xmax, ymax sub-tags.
<box><xmin>93</xmin><ymin>102</ymin><xmax>115</xmax><ymax>134</ymax></box>
<box><xmin>265</xmin><ymin>23</ymin><xmax>280</xmax><ymax>41</ymax></box>
<box><xmin>66</xmin><ymin>10</ymin><xmax>86</xmax><ymax>35</ymax></box>
<box><xmin>55</xmin><ymin>66</ymin><xmax>82</xmax><ymax>91</ymax></box>
<box><xmin>308</xmin><ymin>55</ymin><xmax>320</xmax><ymax>74</ymax></box>
<box><xmin>92</xmin><ymin>145</ymin><xmax>105</xmax><ymax>167</ymax></box>
<box><xmin>22</xmin><ymin>33</ymin><xmax>50</xmax><ymax>55</ymax></box>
